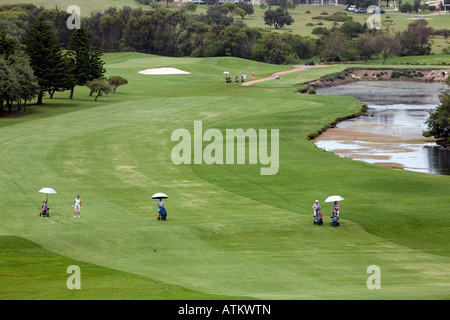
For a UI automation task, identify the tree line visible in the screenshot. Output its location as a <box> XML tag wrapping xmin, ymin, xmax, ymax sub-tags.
<box><xmin>0</xmin><ymin>3</ymin><xmax>443</xmax><ymax>115</ymax></box>
<box><xmin>0</xmin><ymin>35</ymin><xmax>38</xmax><ymax>115</ymax></box>
<box><xmin>0</xmin><ymin>3</ymin><xmax>442</xmax><ymax>66</ymax></box>
<box><xmin>0</xmin><ymin>13</ymin><xmax>107</xmax><ymax>115</ymax></box>
<box><xmin>1</xmin><ymin>4</ymin><xmax>135</xmax><ymax>115</ymax></box>
<box><xmin>314</xmin><ymin>14</ymin><xmax>435</xmax><ymax>64</ymax></box>
<box><xmin>0</xmin><ymin>3</ymin><xmax>316</xmax><ymax>66</ymax></box>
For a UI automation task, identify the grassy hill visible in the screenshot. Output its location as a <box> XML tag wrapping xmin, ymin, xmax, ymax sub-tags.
<box><xmin>0</xmin><ymin>52</ymin><xmax>449</xmax><ymax>299</ymax></box>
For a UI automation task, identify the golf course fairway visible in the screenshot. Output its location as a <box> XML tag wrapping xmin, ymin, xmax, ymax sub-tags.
<box><xmin>0</xmin><ymin>53</ymin><xmax>449</xmax><ymax>300</ymax></box>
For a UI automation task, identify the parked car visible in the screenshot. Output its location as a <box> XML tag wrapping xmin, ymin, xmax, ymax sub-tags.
<box><xmin>366</xmin><ymin>7</ymin><xmax>386</xmax><ymax>14</ymax></box>
<box><xmin>347</xmin><ymin>5</ymin><xmax>356</xmax><ymax>12</ymax></box>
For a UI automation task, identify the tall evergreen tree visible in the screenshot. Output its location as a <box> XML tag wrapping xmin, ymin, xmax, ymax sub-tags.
<box><xmin>47</xmin><ymin>51</ymin><xmax>75</xmax><ymax>99</ymax></box>
<box><xmin>22</xmin><ymin>17</ymin><xmax>67</xmax><ymax>105</ymax></box>
<box><xmin>88</xmin><ymin>48</ymin><xmax>106</xmax><ymax>83</ymax></box>
<box><xmin>67</xmin><ymin>25</ymin><xmax>91</xmax><ymax>99</ymax></box>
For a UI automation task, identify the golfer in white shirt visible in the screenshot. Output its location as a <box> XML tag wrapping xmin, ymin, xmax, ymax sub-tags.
<box><xmin>73</xmin><ymin>195</ymin><xmax>82</xmax><ymax>218</ymax></box>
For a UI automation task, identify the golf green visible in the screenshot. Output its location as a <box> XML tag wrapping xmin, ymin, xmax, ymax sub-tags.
<box><xmin>0</xmin><ymin>53</ymin><xmax>449</xmax><ymax>299</ymax></box>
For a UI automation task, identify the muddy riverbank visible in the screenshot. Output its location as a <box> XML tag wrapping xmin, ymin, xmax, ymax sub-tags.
<box><xmin>313</xmin><ymin>81</ymin><xmax>450</xmax><ymax>175</ymax></box>
<box><xmin>300</xmin><ymin>67</ymin><xmax>449</xmax><ymax>92</ymax></box>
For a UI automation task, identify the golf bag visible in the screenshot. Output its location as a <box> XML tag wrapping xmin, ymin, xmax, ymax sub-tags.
<box><xmin>331</xmin><ymin>212</ymin><xmax>339</xmax><ymax>227</ymax></box>
<box><xmin>40</xmin><ymin>201</ymin><xmax>50</xmax><ymax>217</ymax></box>
<box><xmin>314</xmin><ymin>209</ymin><xmax>323</xmax><ymax>225</ymax></box>
<box><xmin>158</xmin><ymin>207</ymin><xmax>167</xmax><ymax>221</ymax></box>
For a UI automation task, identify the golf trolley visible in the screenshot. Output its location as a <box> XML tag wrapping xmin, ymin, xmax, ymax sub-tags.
<box><xmin>314</xmin><ymin>209</ymin><xmax>323</xmax><ymax>225</ymax></box>
<box><xmin>158</xmin><ymin>206</ymin><xmax>167</xmax><ymax>221</ymax></box>
<box><xmin>331</xmin><ymin>212</ymin><xmax>339</xmax><ymax>227</ymax></box>
<box><xmin>38</xmin><ymin>188</ymin><xmax>57</xmax><ymax>218</ymax></box>
<box><xmin>40</xmin><ymin>201</ymin><xmax>50</xmax><ymax>217</ymax></box>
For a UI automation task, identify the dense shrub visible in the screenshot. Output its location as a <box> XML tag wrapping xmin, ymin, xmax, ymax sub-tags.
<box><xmin>312</xmin><ymin>12</ymin><xmax>352</xmax><ymax>22</ymax></box>
<box><xmin>391</xmin><ymin>70</ymin><xmax>415</xmax><ymax>79</ymax></box>
<box><xmin>312</xmin><ymin>27</ymin><xmax>326</xmax><ymax>35</ymax></box>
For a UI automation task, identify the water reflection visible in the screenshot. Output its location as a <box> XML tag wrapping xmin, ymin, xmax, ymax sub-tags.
<box><xmin>427</xmin><ymin>146</ymin><xmax>450</xmax><ymax>175</ymax></box>
<box><xmin>315</xmin><ymin>81</ymin><xmax>450</xmax><ymax>175</ymax></box>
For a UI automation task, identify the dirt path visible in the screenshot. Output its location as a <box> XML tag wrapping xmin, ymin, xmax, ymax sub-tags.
<box><xmin>241</xmin><ymin>64</ymin><xmax>330</xmax><ymax>86</ymax></box>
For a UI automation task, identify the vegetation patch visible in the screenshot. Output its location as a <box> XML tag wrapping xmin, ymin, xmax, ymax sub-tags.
<box><xmin>312</xmin><ymin>11</ymin><xmax>352</xmax><ymax>22</ymax></box>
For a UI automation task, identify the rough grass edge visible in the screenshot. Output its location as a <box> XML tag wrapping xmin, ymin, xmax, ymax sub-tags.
<box><xmin>306</xmin><ymin>103</ymin><xmax>368</xmax><ymax>141</ymax></box>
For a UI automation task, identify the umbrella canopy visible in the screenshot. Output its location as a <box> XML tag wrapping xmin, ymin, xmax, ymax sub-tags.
<box><xmin>223</xmin><ymin>71</ymin><xmax>230</xmax><ymax>74</ymax></box>
<box><xmin>39</xmin><ymin>187</ymin><xmax>57</xmax><ymax>202</ymax></box>
<box><xmin>152</xmin><ymin>192</ymin><xmax>168</xmax><ymax>199</ymax></box>
<box><xmin>39</xmin><ymin>187</ymin><xmax>57</xmax><ymax>194</ymax></box>
<box><xmin>324</xmin><ymin>195</ymin><xmax>344</xmax><ymax>203</ymax></box>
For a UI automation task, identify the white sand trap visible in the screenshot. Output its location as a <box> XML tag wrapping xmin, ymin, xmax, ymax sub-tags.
<box><xmin>138</xmin><ymin>67</ymin><xmax>190</xmax><ymax>75</ymax></box>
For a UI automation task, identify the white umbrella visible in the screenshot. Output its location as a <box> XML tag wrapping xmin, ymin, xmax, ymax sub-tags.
<box><xmin>39</xmin><ymin>187</ymin><xmax>57</xmax><ymax>202</ymax></box>
<box><xmin>324</xmin><ymin>195</ymin><xmax>344</xmax><ymax>203</ymax></box>
<box><xmin>152</xmin><ymin>192</ymin><xmax>168</xmax><ymax>199</ymax></box>
<box><xmin>223</xmin><ymin>71</ymin><xmax>230</xmax><ymax>74</ymax></box>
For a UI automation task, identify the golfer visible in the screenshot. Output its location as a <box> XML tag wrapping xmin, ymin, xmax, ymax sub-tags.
<box><xmin>72</xmin><ymin>195</ymin><xmax>82</xmax><ymax>218</ymax></box>
<box><xmin>331</xmin><ymin>201</ymin><xmax>340</xmax><ymax>226</ymax></box>
<box><xmin>312</xmin><ymin>200</ymin><xmax>321</xmax><ymax>223</ymax></box>
<box><xmin>332</xmin><ymin>201</ymin><xmax>340</xmax><ymax>217</ymax></box>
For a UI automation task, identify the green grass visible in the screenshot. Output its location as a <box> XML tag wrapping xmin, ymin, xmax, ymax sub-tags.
<box><xmin>1</xmin><ymin>52</ymin><xmax>449</xmax><ymax>299</ymax></box>
<box><xmin>359</xmin><ymin>53</ymin><xmax>450</xmax><ymax>65</ymax></box>
<box><xmin>0</xmin><ymin>235</ymin><xmax>236</xmax><ymax>299</ymax></box>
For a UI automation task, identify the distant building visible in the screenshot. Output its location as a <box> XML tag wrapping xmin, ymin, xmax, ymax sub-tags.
<box><xmin>425</xmin><ymin>0</ymin><xmax>440</xmax><ymax>7</ymax></box>
<box><xmin>425</xmin><ymin>0</ymin><xmax>446</xmax><ymax>8</ymax></box>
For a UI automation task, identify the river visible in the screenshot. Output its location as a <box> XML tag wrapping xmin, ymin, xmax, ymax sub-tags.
<box><xmin>313</xmin><ymin>81</ymin><xmax>450</xmax><ymax>175</ymax></box>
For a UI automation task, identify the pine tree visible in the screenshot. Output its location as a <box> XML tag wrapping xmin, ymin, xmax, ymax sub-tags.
<box><xmin>67</xmin><ymin>25</ymin><xmax>92</xmax><ymax>99</ymax></box>
<box><xmin>87</xmin><ymin>48</ymin><xmax>106</xmax><ymax>96</ymax></box>
<box><xmin>47</xmin><ymin>51</ymin><xmax>76</xmax><ymax>99</ymax></box>
<box><xmin>22</xmin><ymin>17</ymin><xmax>67</xmax><ymax>105</ymax></box>
<box><xmin>88</xmin><ymin>48</ymin><xmax>106</xmax><ymax>81</ymax></box>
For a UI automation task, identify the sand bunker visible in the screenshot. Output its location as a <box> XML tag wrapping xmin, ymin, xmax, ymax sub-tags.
<box><xmin>138</xmin><ymin>67</ymin><xmax>190</xmax><ymax>75</ymax></box>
